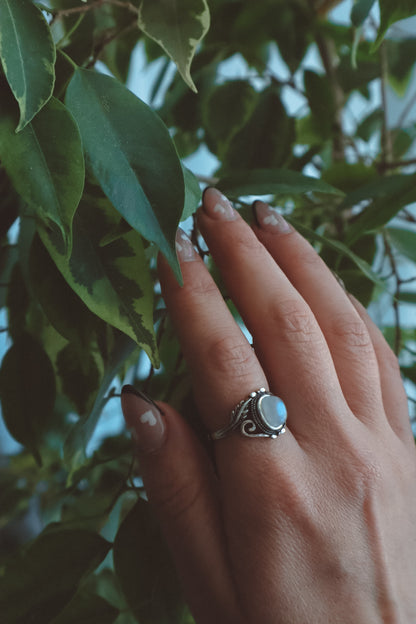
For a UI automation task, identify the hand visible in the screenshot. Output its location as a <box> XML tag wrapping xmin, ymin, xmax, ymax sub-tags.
<box><xmin>121</xmin><ymin>188</ymin><xmax>416</xmax><ymax>624</ymax></box>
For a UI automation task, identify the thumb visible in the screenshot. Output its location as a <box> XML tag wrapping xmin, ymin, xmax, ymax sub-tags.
<box><xmin>120</xmin><ymin>385</ymin><xmax>241</xmax><ymax>624</ymax></box>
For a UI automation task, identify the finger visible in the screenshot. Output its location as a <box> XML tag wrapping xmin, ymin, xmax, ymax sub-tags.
<box><xmin>252</xmin><ymin>200</ymin><xmax>383</xmax><ymax>424</ymax></box>
<box><xmin>120</xmin><ymin>386</ymin><xmax>242</xmax><ymax>624</ymax></box>
<box><xmin>196</xmin><ymin>189</ymin><xmax>350</xmax><ymax>438</ymax></box>
<box><xmin>348</xmin><ymin>296</ymin><xmax>413</xmax><ymax>443</ymax></box>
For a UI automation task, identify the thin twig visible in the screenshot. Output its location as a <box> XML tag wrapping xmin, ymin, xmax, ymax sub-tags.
<box><xmin>383</xmin><ymin>233</ymin><xmax>402</xmax><ymax>355</ymax></box>
<box><xmin>380</xmin><ymin>42</ymin><xmax>393</xmax><ymax>166</ymax></box>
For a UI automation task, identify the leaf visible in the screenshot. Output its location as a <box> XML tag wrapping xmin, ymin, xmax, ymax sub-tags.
<box><xmin>398</xmin><ymin>291</ymin><xmax>416</xmax><ymax>304</ymax></box>
<box><xmin>56</xmin><ymin>343</ymin><xmax>102</xmax><ymax>415</ymax></box>
<box><xmin>0</xmin><ymin>527</ymin><xmax>111</xmax><ymax>623</ymax></box>
<box><xmin>50</xmin><ymin>589</ymin><xmax>119</xmax><ymax>624</ymax></box>
<box><xmin>386</xmin><ymin>227</ymin><xmax>416</xmax><ymax>264</ymax></box>
<box><xmin>351</xmin><ymin>0</ymin><xmax>377</xmax><ymax>27</ymax></box>
<box><xmin>304</xmin><ymin>70</ymin><xmax>336</xmax><ymax>139</ymax></box>
<box><xmin>39</xmin><ymin>194</ymin><xmax>157</xmax><ymax>364</ymax></box>
<box><xmin>64</xmin><ymin>330</ymin><xmax>138</xmax><ymax>471</ymax></box>
<box><xmin>0</xmin><ymin>0</ymin><xmax>55</xmax><ymax>131</ymax></box>
<box><xmin>65</xmin><ymin>68</ymin><xmax>183</xmax><ymax>281</ymax></box>
<box><xmin>181</xmin><ymin>166</ymin><xmax>201</xmax><ymax>221</ymax></box>
<box><xmin>113</xmin><ymin>499</ymin><xmax>185</xmax><ymax>624</ymax></box>
<box><xmin>217</xmin><ymin>168</ymin><xmax>344</xmax><ymax>198</ymax></box>
<box><xmin>0</xmin><ymin>92</ymin><xmax>84</xmax><ymax>256</ymax></box>
<box><xmin>0</xmin><ymin>333</ymin><xmax>56</xmax><ymax>464</ymax></box>
<box><xmin>138</xmin><ymin>0</ymin><xmax>210</xmax><ymax>93</ymax></box>
<box><xmin>375</xmin><ymin>0</ymin><xmax>416</xmax><ymax>48</ymax></box>
<box><xmin>220</xmin><ymin>86</ymin><xmax>295</xmax><ymax>174</ymax></box>
<box><xmin>344</xmin><ymin>174</ymin><xmax>416</xmax><ymax>243</ymax></box>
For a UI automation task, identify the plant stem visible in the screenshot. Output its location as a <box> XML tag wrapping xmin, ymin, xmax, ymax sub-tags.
<box><xmin>380</xmin><ymin>42</ymin><xmax>393</xmax><ymax>167</ymax></box>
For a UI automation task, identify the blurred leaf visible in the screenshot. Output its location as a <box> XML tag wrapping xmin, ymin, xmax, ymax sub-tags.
<box><xmin>181</xmin><ymin>166</ymin><xmax>202</xmax><ymax>221</ymax></box>
<box><xmin>321</xmin><ymin>163</ymin><xmax>378</xmax><ymax>193</ymax></box>
<box><xmin>51</xmin><ymin>588</ymin><xmax>119</xmax><ymax>624</ymax></box>
<box><xmin>56</xmin><ymin>343</ymin><xmax>102</xmax><ymax>415</ymax></box>
<box><xmin>0</xmin><ymin>0</ymin><xmax>55</xmax><ymax>131</ymax></box>
<box><xmin>351</xmin><ymin>0</ymin><xmax>376</xmax><ymax>27</ymax></box>
<box><xmin>138</xmin><ymin>0</ymin><xmax>210</xmax><ymax>92</ymax></box>
<box><xmin>387</xmin><ymin>38</ymin><xmax>416</xmax><ymax>95</ymax></box>
<box><xmin>220</xmin><ymin>86</ymin><xmax>295</xmax><ymax>174</ymax></box>
<box><xmin>0</xmin><ymin>527</ymin><xmax>111</xmax><ymax>623</ymax></box>
<box><xmin>304</xmin><ymin>70</ymin><xmax>336</xmax><ymax>139</ymax></box>
<box><xmin>0</xmin><ymin>333</ymin><xmax>56</xmax><ymax>464</ymax></box>
<box><xmin>202</xmin><ymin>81</ymin><xmax>258</xmax><ymax>156</ymax></box>
<box><xmin>356</xmin><ymin>108</ymin><xmax>383</xmax><ymax>141</ymax></box>
<box><xmin>6</xmin><ymin>263</ymin><xmax>29</xmax><ymax>339</ymax></box>
<box><xmin>217</xmin><ymin>168</ymin><xmax>344</xmax><ymax>198</ymax></box>
<box><xmin>0</xmin><ymin>91</ymin><xmax>84</xmax><ymax>256</ymax></box>
<box><xmin>65</xmin><ymin>68</ymin><xmax>183</xmax><ymax>281</ymax></box>
<box><xmin>39</xmin><ymin>195</ymin><xmax>157</xmax><ymax>364</ymax></box>
<box><xmin>114</xmin><ymin>499</ymin><xmax>185</xmax><ymax>624</ymax></box>
<box><xmin>402</xmin><ymin>365</ymin><xmax>416</xmax><ymax>384</ymax></box>
<box><xmin>398</xmin><ymin>291</ymin><xmax>416</xmax><ymax>304</ymax></box>
<box><xmin>386</xmin><ymin>226</ymin><xmax>416</xmax><ymax>264</ymax></box>
<box><xmin>375</xmin><ymin>0</ymin><xmax>416</xmax><ymax>48</ymax></box>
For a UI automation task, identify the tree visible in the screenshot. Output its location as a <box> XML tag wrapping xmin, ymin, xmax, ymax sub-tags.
<box><xmin>1</xmin><ymin>0</ymin><xmax>416</xmax><ymax>621</ymax></box>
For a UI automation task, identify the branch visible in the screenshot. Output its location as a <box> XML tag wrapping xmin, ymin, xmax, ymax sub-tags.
<box><xmin>377</xmin><ymin>157</ymin><xmax>416</xmax><ymax>173</ymax></box>
<box><xmin>380</xmin><ymin>42</ymin><xmax>393</xmax><ymax>167</ymax></box>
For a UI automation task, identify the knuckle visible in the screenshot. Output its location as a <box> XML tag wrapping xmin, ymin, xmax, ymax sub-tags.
<box><xmin>150</xmin><ymin>475</ymin><xmax>203</xmax><ymax>522</ymax></box>
<box><xmin>270</xmin><ymin>299</ymin><xmax>321</xmax><ymax>345</ymax></box>
<box><xmin>206</xmin><ymin>335</ymin><xmax>257</xmax><ymax>382</ymax></box>
<box><xmin>184</xmin><ymin>270</ymin><xmax>218</xmax><ymax>300</ymax></box>
<box><xmin>329</xmin><ymin>313</ymin><xmax>373</xmax><ymax>351</ymax></box>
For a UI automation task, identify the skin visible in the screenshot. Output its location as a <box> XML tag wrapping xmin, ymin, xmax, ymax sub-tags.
<box><xmin>122</xmin><ymin>189</ymin><xmax>416</xmax><ymax>624</ymax></box>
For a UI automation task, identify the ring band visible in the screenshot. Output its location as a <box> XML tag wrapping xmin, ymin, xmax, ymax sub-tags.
<box><xmin>210</xmin><ymin>388</ymin><xmax>287</xmax><ymax>440</ymax></box>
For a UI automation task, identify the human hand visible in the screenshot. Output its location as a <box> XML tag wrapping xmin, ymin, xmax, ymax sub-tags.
<box><xmin>121</xmin><ymin>188</ymin><xmax>416</xmax><ymax>624</ymax></box>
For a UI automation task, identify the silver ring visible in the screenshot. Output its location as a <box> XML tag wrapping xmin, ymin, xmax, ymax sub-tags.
<box><xmin>210</xmin><ymin>388</ymin><xmax>287</xmax><ymax>440</ymax></box>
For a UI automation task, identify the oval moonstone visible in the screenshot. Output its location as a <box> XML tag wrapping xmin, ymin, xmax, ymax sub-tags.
<box><xmin>257</xmin><ymin>394</ymin><xmax>287</xmax><ymax>431</ymax></box>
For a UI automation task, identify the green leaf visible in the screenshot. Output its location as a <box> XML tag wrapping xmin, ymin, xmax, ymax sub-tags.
<box><xmin>39</xmin><ymin>193</ymin><xmax>157</xmax><ymax>363</ymax></box>
<box><xmin>351</xmin><ymin>0</ymin><xmax>377</xmax><ymax>27</ymax></box>
<box><xmin>217</xmin><ymin>168</ymin><xmax>344</xmax><ymax>198</ymax></box>
<box><xmin>386</xmin><ymin>226</ymin><xmax>416</xmax><ymax>264</ymax></box>
<box><xmin>65</xmin><ymin>68</ymin><xmax>183</xmax><ymax>281</ymax></box>
<box><xmin>138</xmin><ymin>0</ymin><xmax>210</xmax><ymax>93</ymax></box>
<box><xmin>64</xmin><ymin>330</ymin><xmax>137</xmax><ymax>471</ymax></box>
<box><xmin>0</xmin><ymin>92</ymin><xmax>84</xmax><ymax>256</ymax></box>
<box><xmin>0</xmin><ymin>527</ymin><xmax>111</xmax><ymax>623</ymax></box>
<box><xmin>0</xmin><ymin>333</ymin><xmax>56</xmax><ymax>464</ymax></box>
<box><xmin>220</xmin><ymin>86</ymin><xmax>295</xmax><ymax>174</ymax></box>
<box><xmin>0</xmin><ymin>0</ymin><xmax>55</xmax><ymax>131</ymax></box>
<box><xmin>181</xmin><ymin>166</ymin><xmax>201</xmax><ymax>221</ymax></box>
<box><xmin>114</xmin><ymin>499</ymin><xmax>185</xmax><ymax>624</ymax></box>
<box><xmin>398</xmin><ymin>291</ymin><xmax>416</xmax><ymax>304</ymax></box>
<box><xmin>51</xmin><ymin>589</ymin><xmax>119</xmax><ymax>624</ymax></box>
<box><xmin>375</xmin><ymin>0</ymin><xmax>416</xmax><ymax>48</ymax></box>
<box><xmin>304</xmin><ymin>70</ymin><xmax>336</xmax><ymax>139</ymax></box>
<box><xmin>202</xmin><ymin>81</ymin><xmax>259</xmax><ymax>157</ymax></box>
<box><xmin>402</xmin><ymin>365</ymin><xmax>416</xmax><ymax>384</ymax></box>
<box><xmin>344</xmin><ymin>174</ymin><xmax>416</xmax><ymax>242</ymax></box>
<box><xmin>56</xmin><ymin>343</ymin><xmax>102</xmax><ymax>415</ymax></box>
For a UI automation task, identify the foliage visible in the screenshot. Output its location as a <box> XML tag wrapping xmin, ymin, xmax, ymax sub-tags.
<box><xmin>1</xmin><ymin>0</ymin><xmax>416</xmax><ymax>621</ymax></box>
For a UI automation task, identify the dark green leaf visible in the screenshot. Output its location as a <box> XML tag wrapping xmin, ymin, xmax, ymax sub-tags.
<box><xmin>402</xmin><ymin>365</ymin><xmax>416</xmax><ymax>384</ymax></box>
<box><xmin>0</xmin><ymin>333</ymin><xmax>56</xmax><ymax>464</ymax></box>
<box><xmin>375</xmin><ymin>0</ymin><xmax>416</xmax><ymax>48</ymax></box>
<box><xmin>217</xmin><ymin>168</ymin><xmax>344</xmax><ymax>198</ymax></box>
<box><xmin>138</xmin><ymin>0</ymin><xmax>210</xmax><ymax>92</ymax></box>
<box><xmin>220</xmin><ymin>86</ymin><xmax>295</xmax><ymax>174</ymax></box>
<box><xmin>386</xmin><ymin>226</ymin><xmax>416</xmax><ymax>263</ymax></box>
<box><xmin>181</xmin><ymin>166</ymin><xmax>202</xmax><ymax>221</ymax></box>
<box><xmin>6</xmin><ymin>263</ymin><xmax>29</xmax><ymax>338</ymax></box>
<box><xmin>351</xmin><ymin>0</ymin><xmax>376</xmax><ymax>27</ymax></box>
<box><xmin>356</xmin><ymin>108</ymin><xmax>383</xmax><ymax>142</ymax></box>
<box><xmin>398</xmin><ymin>291</ymin><xmax>416</xmax><ymax>304</ymax></box>
<box><xmin>65</xmin><ymin>68</ymin><xmax>183</xmax><ymax>281</ymax></box>
<box><xmin>0</xmin><ymin>0</ymin><xmax>56</xmax><ymax>130</ymax></box>
<box><xmin>387</xmin><ymin>39</ymin><xmax>416</xmax><ymax>96</ymax></box>
<box><xmin>114</xmin><ymin>499</ymin><xmax>185</xmax><ymax>624</ymax></box>
<box><xmin>304</xmin><ymin>70</ymin><xmax>336</xmax><ymax>139</ymax></box>
<box><xmin>0</xmin><ymin>527</ymin><xmax>111</xmax><ymax>623</ymax></box>
<box><xmin>0</xmin><ymin>92</ymin><xmax>84</xmax><ymax>256</ymax></box>
<box><xmin>56</xmin><ymin>343</ymin><xmax>102</xmax><ymax>415</ymax></box>
<box><xmin>39</xmin><ymin>194</ymin><xmax>157</xmax><ymax>364</ymax></box>
<box><xmin>51</xmin><ymin>589</ymin><xmax>119</xmax><ymax>624</ymax></box>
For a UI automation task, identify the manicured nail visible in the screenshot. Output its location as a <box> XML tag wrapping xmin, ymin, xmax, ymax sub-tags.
<box><xmin>176</xmin><ymin>228</ymin><xmax>197</xmax><ymax>262</ymax></box>
<box><xmin>202</xmin><ymin>187</ymin><xmax>237</xmax><ymax>221</ymax></box>
<box><xmin>121</xmin><ymin>385</ymin><xmax>166</xmax><ymax>453</ymax></box>
<box><xmin>253</xmin><ymin>201</ymin><xmax>292</xmax><ymax>234</ymax></box>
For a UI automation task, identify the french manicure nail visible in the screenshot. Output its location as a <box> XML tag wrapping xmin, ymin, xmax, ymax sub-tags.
<box><xmin>176</xmin><ymin>228</ymin><xmax>197</xmax><ymax>262</ymax></box>
<box><xmin>202</xmin><ymin>187</ymin><xmax>237</xmax><ymax>221</ymax></box>
<box><xmin>253</xmin><ymin>201</ymin><xmax>292</xmax><ymax>234</ymax></box>
<box><xmin>121</xmin><ymin>385</ymin><xmax>166</xmax><ymax>453</ymax></box>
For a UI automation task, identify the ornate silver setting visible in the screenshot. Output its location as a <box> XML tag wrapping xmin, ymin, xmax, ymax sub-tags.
<box><xmin>210</xmin><ymin>388</ymin><xmax>287</xmax><ymax>441</ymax></box>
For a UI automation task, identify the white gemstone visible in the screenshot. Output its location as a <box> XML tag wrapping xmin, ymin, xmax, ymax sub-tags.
<box><xmin>258</xmin><ymin>394</ymin><xmax>287</xmax><ymax>430</ymax></box>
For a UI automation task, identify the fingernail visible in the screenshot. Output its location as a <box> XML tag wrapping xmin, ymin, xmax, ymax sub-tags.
<box><xmin>121</xmin><ymin>385</ymin><xmax>166</xmax><ymax>453</ymax></box>
<box><xmin>176</xmin><ymin>228</ymin><xmax>197</xmax><ymax>262</ymax></box>
<box><xmin>253</xmin><ymin>201</ymin><xmax>292</xmax><ymax>234</ymax></box>
<box><xmin>202</xmin><ymin>187</ymin><xmax>237</xmax><ymax>221</ymax></box>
